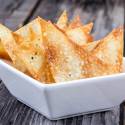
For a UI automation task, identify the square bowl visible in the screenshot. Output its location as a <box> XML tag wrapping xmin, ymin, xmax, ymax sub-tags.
<box><xmin>0</xmin><ymin>58</ymin><xmax>125</xmax><ymax>120</ymax></box>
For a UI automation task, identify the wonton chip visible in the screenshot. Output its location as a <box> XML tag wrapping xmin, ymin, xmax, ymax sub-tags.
<box><xmin>15</xmin><ymin>18</ymin><xmax>52</xmax><ymax>82</ymax></box>
<box><xmin>15</xmin><ymin>40</ymin><xmax>46</xmax><ymax>82</ymax></box>
<box><xmin>15</xmin><ymin>17</ymin><xmax>54</xmax><ymax>83</ymax></box>
<box><xmin>66</xmin><ymin>22</ymin><xmax>93</xmax><ymax>46</ymax></box>
<box><xmin>15</xmin><ymin>18</ymin><xmax>43</xmax><ymax>43</ymax></box>
<box><xmin>41</xmin><ymin>20</ymin><xmax>87</xmax><ymax>82</ymax></box>
<box><xmin>85</xmin><ymin>27</ymin><xmax>123</xmax><ymax>77</ymax></box>
<box><xmin>56</xmin><ymin>10</ymin><xmax>68</xmax><ymax>30</ymax></box>
<box><xmin>0</xmin><ymin>13</ymin><xmax>123</xmax><ymax>84</ymax></box>
<box><xmin>56</xmin><ymin>13</ymin><xmax>93</xmax><ymax>46</ymax></box>
<box><xmin>68</xmin><ymin>16</ymin><xmax>82</xmax><ymax>29</ymax></box>
<box><xmin>0</xmin><ymin>24</ymin><xmax>27</xmax><ymax>72</ymax></box>
<box><xmin>81</xmin><ymin>22</ymin><xmax>93</xmax><ymax>34</ymax></box>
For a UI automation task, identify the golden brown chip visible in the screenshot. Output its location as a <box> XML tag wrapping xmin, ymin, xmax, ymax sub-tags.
<box><xmin>15</xmin><ymin>40</ymin><xmax>46</xmax><ymax>81</ymax></box>
<box><xmin>56</xmin><ymin>13</ymin><xmax>93</xmax><ymax>46</ymax></box>
<box><xmin>15</xmin><ymin>18</ymin><xmax>43</xmax><ymax>42</ymax></box>
<box><xmin>82</xmin><ymin>22</ymin><xmax>93</xmax><ymax>34</ymax></box>
<box><xmin>0</xmin><ymin>40</ymin><xmax>10</xmax><ymax>59</ymax></box>
<box><xmin>85</xmin><ymin>27</ymin><xmax>123</xmax><ymax>77</ymax></box>
<box><xmin>15</xmin><ymin>18</ymin><xmax>54</xmax><ymax>83</ymax></box>
<box><xmin>66</xmin><ymin>23</ymin><xmax>93</xmax><ymax>46</ymax></box>
<box><xmin>56</xmin><ymin>10</ymin><xmax>68</xmax><ymax>30</ymax></box>
<box><xmin>0</xmin><ymin>20</ymin><xmax>51</xmax><ymax>83</ymax></box>
<box><xmin>0</xmin><ymin>24</ymin><xmax>27</xmax><ymax>72</ymax></box>
<box><xmin>0</xmin><ymin>13</ymin><xmax>123</xmax><ymax>84</ymax></box>
<box><xmin>14</xmin><ymin>18</ymin><xmax>48</xmax><ymax>82</ymax></box>
<box><xmin>68</xmin><ymin>16</ymin><xmax>82</xmax><ymax>29</ymax></box>
<box><xmin>41</xmin><ymin>20</ymin><xmax>86</xmax><ymax>82</ymax></box>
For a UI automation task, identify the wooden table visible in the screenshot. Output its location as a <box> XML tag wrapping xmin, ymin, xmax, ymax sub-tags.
<box><xmin>0</xmin><ymin>0</ymin><xmax>124</xmax><ymax>125</ymax></box>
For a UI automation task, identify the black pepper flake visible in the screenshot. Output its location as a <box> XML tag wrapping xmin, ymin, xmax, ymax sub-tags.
<box><xmin>69</xmin><ymin>74</ymin><xmax>71</xmax><ymax>77</ymax></box>
<box><xmin>31</xmin><ymin>56</ymin><xmax>34</xmax><ymax>60</ymax></box>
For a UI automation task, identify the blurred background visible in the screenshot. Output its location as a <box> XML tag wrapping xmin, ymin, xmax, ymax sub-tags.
<box><xmin>30</xmin><ymin>0</ymin><xmax>124</xmax><ymax>40</ymax></box>
<box><xmin>0</xmin><ymin>0</ymin><xmax>124</xmax><ymax>54</ymax></box>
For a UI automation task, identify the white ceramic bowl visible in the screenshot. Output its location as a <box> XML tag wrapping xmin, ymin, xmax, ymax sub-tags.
<box><xmin>0</xmin><ymin>58</ymin><xmax>125</xmax><ymax>120</ymax></box>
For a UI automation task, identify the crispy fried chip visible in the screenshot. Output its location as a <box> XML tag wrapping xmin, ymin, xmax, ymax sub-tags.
<box><xmin>15</xmin><ymin>18</ymin><xmax>43</xmax><ymax>42</ymax></box>
<box><xmin>66</xmin><ymin>23</ymin><xmax>93</xmax><ymax>46</ymax></box>
<box><xmin>0</xmin><ymin>24</ymin><xmax>27</xmax><ymax>72</ymax></box>
<box><xmin>15</xmin><ymin>18</ymin><xmax>51</xmax><ymax>82</ymax></box>
<box><xmin>68</xmin><ymin>16</ymin><xmax>82</xmax><ymax>29</ymax></box>
<box><xmin>41</xmin><ymin>20</ymin><xmax>86</xmax><ymax>82</ymax></box>
<box><xmin>0</xmin><ymin>14</ymin><xmax>123</xmax><ymax>84</ymax></box>
<box><xmin>0</xmin><ymin>40</ymin><xmax>10</xmax><ymax>59</ymax></box>
<box><xmin>82</xmin><ymin>22</ymin><xmax>93</xmax><ymax>34</ymax></box>
<box><xmin>56</xmin><ymin>10</ymin><xmax>68</xmax><ymax>30</ymax></box>
<box><xmin>85</xmin><ymin>27</ymin><xmax>123</xmax><ymax>77</ymax></box>
<box><xmin>16</xmin><ymin>40</ymin><xmax>46</xmax><ymax>81</ymax></box>
<box><xmin>56</xmin><ymin>13</ymin><xmax>93</xmax><ymax>46</ymax></box>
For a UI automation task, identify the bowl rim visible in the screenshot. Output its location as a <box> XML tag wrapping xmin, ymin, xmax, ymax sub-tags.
<box><xmin>0</xmin><ymin>58</ymin><xmax>125</xmax><ymax>88</ymax></box>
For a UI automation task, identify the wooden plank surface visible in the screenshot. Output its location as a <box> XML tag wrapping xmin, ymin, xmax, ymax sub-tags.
<box><xmin>0</xmin><ymin>0</ymin><xmax>124</xmax><ymax>125</ymax></box>
<box><xmin>31</xmin><ymin>0</ymin><xmax>124</xmax><ymax>40</ymax></box>
<box><xmin>0</xmin><ymin>0</ymin><xmax>40</xmax><ymax>30</ymax></box>
<box><xmin>0</xmin><ymin>0</ymin><xmax>23</xmax><ymax>21</ymax></box>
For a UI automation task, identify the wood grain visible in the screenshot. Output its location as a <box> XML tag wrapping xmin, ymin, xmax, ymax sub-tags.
<box><xmin>0</xmin><ymin>0</ymin><xmax>23</xmax><ymax>25</ymax></box>
<box><xmin>0</xmin><ymin>0</ymin><xmax>40</xmax><ymax>30</ymax></box>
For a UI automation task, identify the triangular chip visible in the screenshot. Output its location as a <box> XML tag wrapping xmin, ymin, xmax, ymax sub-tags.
<box><xmin>41</xmin><ymin>20</ymin><xmax>86</xmax><ymax>82</ymax></box>
<box><xmin>66</xmin><ymin>23</ymin><xmax>93</xmax><ymax>46</ymax></box>
<box><xmin>81</xmin><ymin>22</ymin><xmax>93</xmax><ymax>34</ymax></box>
<box><xmin>15</xmin><ymin>18</ymin><xmax>43</xmax><ymax>43</ymax></box>
<box><xmin>15</xmin><ymin>18</ymin><xmax>52</xmax><ymax>82</ymax></box>
<box><xmin>56</xmin><ymin>10</ymin><xmax>68</xmax><ymax>30</ymax></box>
<box><xmin>68</xmin><ymin>16</ymin><xmax>82</xmax><ymax>29</ymax></box>
<box><xmin>0</xmin><ymin>24</ymin><xmax>26</xmax><ymax>72</ymax></box>
<box><xmin>85</xmin><ymin>27</ymin><xmax>123</xmax><ymax>77</ymax></box>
